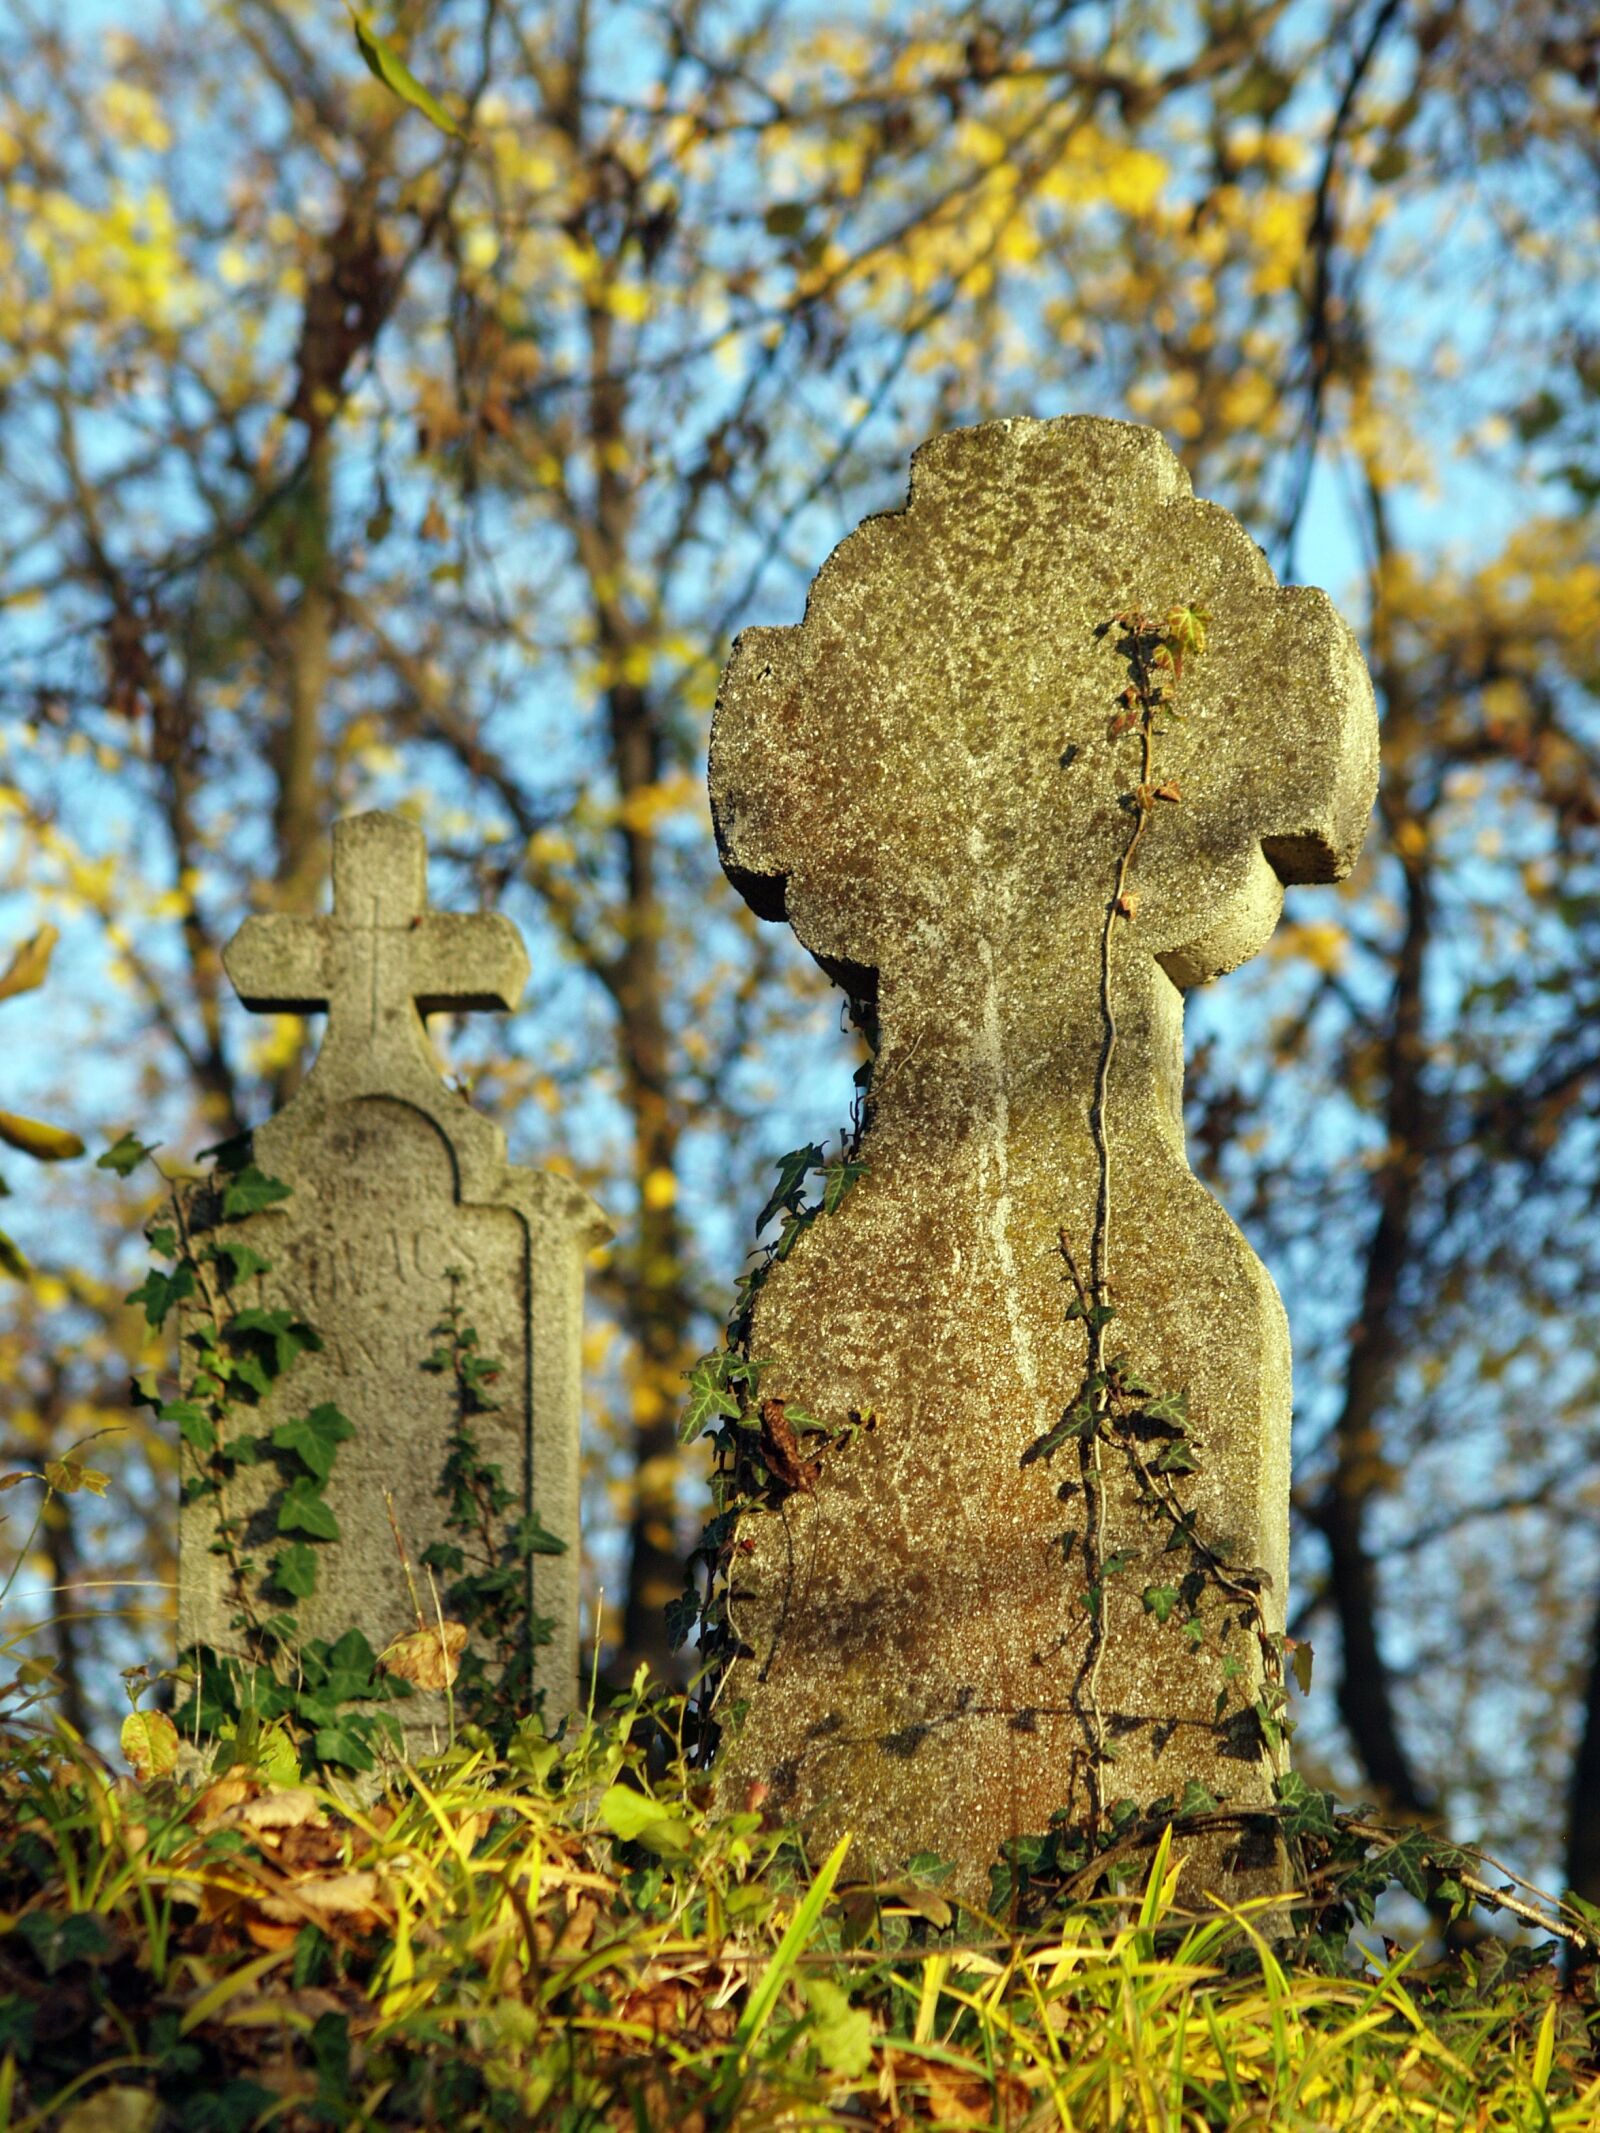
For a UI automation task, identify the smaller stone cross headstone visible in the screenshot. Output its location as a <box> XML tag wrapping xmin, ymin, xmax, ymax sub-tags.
<box><xmin>176</xmin><ymin>811</ymin><xmax>607</xmax><ymax>1741</ymax></box>
<box><xmin>708</xmin><ymin>416</ymin><xmax>1378</xmax><ymax>1897</ymax></box>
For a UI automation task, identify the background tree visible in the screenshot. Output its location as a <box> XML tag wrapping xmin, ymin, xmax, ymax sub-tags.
<box><xmin>0</xmin><ymin>0</ymin><xmax>1597</xmax><ymax>1893</ymax></box>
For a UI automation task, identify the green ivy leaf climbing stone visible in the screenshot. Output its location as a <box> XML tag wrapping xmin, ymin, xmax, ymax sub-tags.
<box><xmin>278</xmin><ymin>1476</ymin><xmax>340</xmax><ymax>1541</ymax></box>
<box><xmin>271</xmin><ymin>1403</ymin><xmax>355</xmax><ymax>1484</ymax></box>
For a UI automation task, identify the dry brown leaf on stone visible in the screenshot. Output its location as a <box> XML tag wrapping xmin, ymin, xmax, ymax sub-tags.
<box><xmin>380</xmin><ymin>1619</ymin><xmax>468</xmax><ymax>1688</ymax></box>
<box><xmin>759</xmin><ymin>1397</ymin><xmax>821</xmax><ymax>1492</ymax></box>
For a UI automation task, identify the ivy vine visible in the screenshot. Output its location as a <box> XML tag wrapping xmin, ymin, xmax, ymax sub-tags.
<box><xmin>114</xmin><ymin>1131</ymin><xmax>406</xmax><ymax>1773</ymax></box>
<box><xmin>1022</xmin><ymin>603</ymin><xmax>1301</xmax><ymax>1848</ymax></box>
<box><xmin>669</xmin><ymin>1108</ymin><xmax>870</xmax><ymax>1752</ymax></box>
<box><xmin>416</xmin><ymin>1268</ymin><xmax>565</xmax><ymax>1747</ymax></box>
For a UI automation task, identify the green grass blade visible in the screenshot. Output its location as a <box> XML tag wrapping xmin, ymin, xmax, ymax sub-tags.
<box><xmin>732</xmin><ymin>1830</ymin><xmax>852</xmax><ymax>2069</ymax></box>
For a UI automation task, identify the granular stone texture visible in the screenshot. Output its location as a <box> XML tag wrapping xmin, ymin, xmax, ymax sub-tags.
<box><xmin>176</xmin><ymin>812</ymin><xmax>608</xmax><ymax>1736</ymax></box>
<box><xmin>708</xmin><ymin>416</ymin><xmax>1377</xmax><ymax>1897</ymax></box>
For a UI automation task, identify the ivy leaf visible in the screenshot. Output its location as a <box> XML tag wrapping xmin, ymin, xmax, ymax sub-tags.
<box><xmin>757</xmin><ymin>1143</ymin><xmax>824</xmax><ymax>1233</ymax></box>
<box><xmin>278</xmin><ymin>1476</ymin><xmax>340</xmax><ymax>1541</ymax></box>
<box><xmin>271</xmin><ymin>1404</ymin><xmax>355</xmax><ymax>1484</ymax></box>
<box><xmin>126</xmin><ymin>1262</ymin><xmax>196</xmax><ymax>1329</ymax></box>
<box><xmin>14</xmin><ymin>1908</ymin><xmax>115</xmax><ymax>1976</ymax></box>
<box><xmin>271</xmin><ymin>1542</ymin><xmax>319</xmax><ymax>1600</ymax></box>
<box><xmin>211</xmin><ymin>1239</ymin><xmax>272</xmax><ymax>1283</ymax></box>
<box><xmin>772</xmin><ymin>1205</ymin><xmax>818</xmax><ymax>1260</ymax></box>
<box><xmin>821</xmin><ymin>1157</ymin><xmax>866</xmax><ymax>1215</ymax></box>
<box><xmin>220</xmin><ymin>1165</ymin><xmax>292</xmax><ymax>1220</ymax></box>
<box><xmin>229</xmin><ymin>1352</ymin><xmax>271</xmax><ymax>1399</ymax></box>
<box><xmin>1163</xmin><ymin>1509</ymin><xmax>1200</xmax><ymax>1554</ymax></box>
<box><xmin>1176</xmin><ymin>1779</ymin><xmax>1219</xmax><ymax>1817</ymax></box>
<box><xmin>98</xmin><ymin>1129</ymin><xmax>159</xmax><ymax>1176</ymax></box>
<box><xmin>230</xmin><ymin>1306</ymin><xmax>319</xmax><ymax>1375</ymax></box>
<box><xmin>1252</xmin><ymin>1695</ymin><xmax>1284</xmax><ymax>1751</ymax></box>
<box><xmin>197</xmin><ymin>1131</ymin><xmax>252</xmax><ymax>1176</ymax></box>
<box><xmin>1154</xmin><ymin>1442</ymin><xmax>1199</xmax><ymax>1475</ymax></box>
<box><xmin>1164</xmin><ymin>602</ymin><xmax>1209</xmax><ymax>679</ymax></box>
<box><xmin>302</xmin><ymin>1630</ymin><xmax>386</xmax><ymax>1711</ymax></box>
<box><xmin>1141</xmin><ymin>1583</ymin><xmax>1181</xmax><ymax>1624</ymax></box>
<box><xmin>162</xmin><ymin>1399</ymin><xmax>216</xmax><ymax>1454</ymax></box>
<box><xmin>1273</xmin><ymin>1770</ymin><xmax>1337</xmax><ymax>1839</ymax></box>
<box><xmin>1143</xmin><ymin>1388</ymin><xmax>1189</xmax><ymax>1427</ymax></box>
<box><xmin>510</xmin><ymin>1510</ymin><xmax>566</xmax><ymax>1557</ymax></box>
<box><xmin>1289</xmin><ymin>1638</ymin><xmax>1315</xmax><ymax>1697</ymax></box>
<box><xmin>1385</xmin><ymin>1830</ymin><xmax>1432</xmax><ymax>1904</ymax></box>
<box><xmin>665</xmin><ymin>1588</ymin><xmax>701</xmax><ymax>1653</ymax></box>
<box><xmin>349</xmin><ymin>8</ymin><xmax>463</xmax><ymax>137</ymax></box>
<box><xmin>312</xmin><ymin>1722</ymin><xmax>377</xmax><ymax>1774</ymax></box>
<box><xmin>679</xmin><ymin>1356</ymin><xmax>742</xmax><ymax>1444</ymax></box>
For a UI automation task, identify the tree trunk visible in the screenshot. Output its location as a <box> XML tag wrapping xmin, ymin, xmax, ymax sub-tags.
<box><xmin>1314</xmin><ymin>823</ymin><xmax>1438</xmax><ymax>1820</ymax></box>
<box><xmin>1565</xmin><ymin>1606</ymin><xmax>1600</xmax><ymax>1907</ymax></box>
<box><xmin>572</xmin><ymin>90</ymin><xmax>695</xmax><ymax>1669</ymax></box>
<box><xmin>265</xmin><ymin>429</ymin><xmax>335</xmax><ymax>1111</ymax></box>
<box><xmin>607</xmin><ymin>668</ymin><xmax>691</xmax><ymax>1678</ymax></box>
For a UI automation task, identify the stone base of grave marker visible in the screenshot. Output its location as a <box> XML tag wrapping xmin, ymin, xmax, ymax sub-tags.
<box><xmin>176</xmin><ymin>813</ymin><xmax>608</xmax><ymax>1747</ymax></box>
<box><xmin>707</xmin><ymin>416</ymin><xmax>1377</xmax><ymax>1904</ymax></box>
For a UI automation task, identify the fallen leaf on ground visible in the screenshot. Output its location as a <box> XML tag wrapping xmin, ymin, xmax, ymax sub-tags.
<box><xmin>234</xmin><ymin>1787</ymin><xmax>322</xmax><ymax>1832</ymax></box>
<box><xmin>58</xmin><ymin>2087</ymin><xmax>161</xmax><ymax>2133</ymax></box>
<box><xmin>256</xmin><ymin>1868</ymin><xmax>384</xmax><ymax>1925</ymax></box>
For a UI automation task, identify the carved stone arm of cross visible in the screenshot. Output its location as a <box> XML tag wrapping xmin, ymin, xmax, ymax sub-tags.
<box><xmin>222</xmin><ymin>812</ymin><xmax>530</xmax><ymax>1102</ymax></box>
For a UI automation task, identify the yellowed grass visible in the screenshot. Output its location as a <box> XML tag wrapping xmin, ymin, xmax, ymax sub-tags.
<box><xmin>1</xmin><ymin>1698</ymin><xmax>1595</xmax><ymax>2131</ymax></box>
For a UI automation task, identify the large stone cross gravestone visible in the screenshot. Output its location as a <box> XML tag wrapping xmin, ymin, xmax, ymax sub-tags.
<box><xmin>177</xmin><ymin>811</ymin><xmax>608</xmax><ymax>1736</ymax></box>
<box><xmin>709</xmin><ymin>417</ymin><xmax>1377</xmax><ymax>1894</ymax></box>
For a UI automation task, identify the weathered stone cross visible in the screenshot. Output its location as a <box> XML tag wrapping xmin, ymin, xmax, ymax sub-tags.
<box><xmin>224</xmin><ymin>811</ymin><xmax>529</xmax><ymax>1102</ymax></box>
<box><xmin>177</xmin><ymin>813</ymin><xmax>608</xmax><ymax>1740</ymax></box>
<box><xmin>709</xmin><ymin>417</ymin><xmax>1377</xmax><ymax>1897</ymax></box>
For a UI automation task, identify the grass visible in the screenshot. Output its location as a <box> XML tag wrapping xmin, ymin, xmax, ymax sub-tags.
<box><xmin>1</xmin><ymin>1680</ymin><xmax>1597</xmax><ymax>2131</ymax></box>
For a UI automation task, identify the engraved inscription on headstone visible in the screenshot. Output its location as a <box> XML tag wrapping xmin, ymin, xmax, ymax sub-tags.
<box><xmin>709</xmin><ymin>416</ymin><xmax>1378</xmax><ymax>1895</ymax></box>
<box><xmin>176</xmin><ymin>812</ymin><xmax>608</xmax><ymax>1733</ymax></box>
